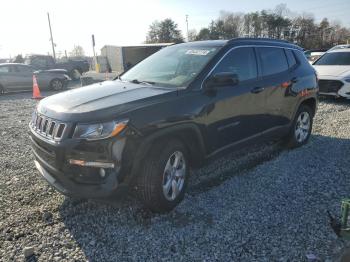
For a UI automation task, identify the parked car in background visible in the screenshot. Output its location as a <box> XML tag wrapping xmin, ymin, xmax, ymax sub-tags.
<box><xmin>304</xmin><ymin>49</ymin><xmax>328</xmax><ymax>63</ymax></box>
<box><xmin>30</xmin><ymin>38</ymin><xmax>318</xmax><ymax>212</ymax></box>
<box><xmin>313</xmin><ymin>49</ymin><xmax>350</xmax><ymax>98</ymax></box>
<box><xmin>0</xmin><ymin>63</ymin><xmax>70</xmax><ymax>94</ymax></box>
<box><xmin>328</xmin><ymin>44</ymin><xmax>350</xmax><ymax>52</ymax></box>
<box><xmin>24</xmin><ymin>55</ymin><xmax>90</xmax><ymax>80</ymax></box>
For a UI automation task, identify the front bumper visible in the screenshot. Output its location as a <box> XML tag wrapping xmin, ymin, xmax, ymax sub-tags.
<box><xmin>318</xmin><ymin>77</ymin><xmax>350</xmax><ymax>98</ymax></box>
<box><xmin>30</xmin><ymin>125</ymin><xmax>129</xmax><ymax>199</ymax></box>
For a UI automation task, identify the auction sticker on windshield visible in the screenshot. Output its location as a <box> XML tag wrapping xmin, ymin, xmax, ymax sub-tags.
<box><xmin>185</xmin><ymin>49</ymin><xmax>211</xmax><ymax>55</ymax></box>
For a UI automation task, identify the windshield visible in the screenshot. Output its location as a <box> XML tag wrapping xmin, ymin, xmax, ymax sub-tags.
<box><xmin>314</xmin><ymin>52</ymin><xmax>350</xmax><ymax>65</ymax></box>
<box><xmin>120</xmin><ymin>45</ymin><xmax>220</xmax><ymax>88</ymax></box>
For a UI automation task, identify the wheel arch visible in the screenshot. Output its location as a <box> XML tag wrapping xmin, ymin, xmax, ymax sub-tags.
<box><xmin>300</xmin><ymin>97</ymin><xmax>317</xmax><ymax>116</ymax></box>
<box><xmin>126</xmin><ymin>123</ymin><xmax>207</xmax><ymax>184</ymax></box>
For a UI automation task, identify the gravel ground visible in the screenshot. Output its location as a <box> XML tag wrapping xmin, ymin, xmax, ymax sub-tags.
<box><xmin>1</xmin><ymin>92</ymin><xmax>350</xmax><ymax>261</ymax></box>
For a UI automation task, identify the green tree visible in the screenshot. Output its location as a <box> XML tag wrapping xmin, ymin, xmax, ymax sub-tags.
<box><xmin>146</xmin><ymin>19</ymin><xmax>184</xmax><ymax>43</ymax></box>
<box><xmin>196</xmin><ymin>28</ymin><xmax>211</xmax><ymax>40</ymax></box>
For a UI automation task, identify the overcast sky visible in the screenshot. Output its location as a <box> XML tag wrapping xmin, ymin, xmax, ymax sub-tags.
<box><xmin>0</xmin><ymin>0</ymin><xmax>349</xmax><ymax>58</ymax></box>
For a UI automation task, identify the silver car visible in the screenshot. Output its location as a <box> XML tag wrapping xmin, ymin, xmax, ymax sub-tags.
<box><xmin>0</xmin><ymin>63</ymin><xmax>71</xmax><ymax>94</ymax></box>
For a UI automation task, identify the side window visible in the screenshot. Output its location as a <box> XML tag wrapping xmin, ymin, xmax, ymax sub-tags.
<box><xmin>213</xmin><ymin>47</ymin><xmax>257</xmax><ymax>82</ymax></box>
<box><xmin>16</xmin><ymin>65</ymin><xmax>34</xmax><ymax>73</ymax></box>
<box><xmin>0</xmin><ymin>66</ymin><xmax>10</xmax><ymax>73</ymax></box>
<box><xmin>257</xmin><ymin>47</ymin><xmax>288</xmax><ymax>76</ymax></box>
<box><xmin>285</xmin><ymin>49</ymin><xmax>297</xmax><ymax>68</ymax></box>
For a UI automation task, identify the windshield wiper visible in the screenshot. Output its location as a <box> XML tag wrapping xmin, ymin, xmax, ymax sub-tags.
<box><xmin>130</xmin><ymin>79</ymin><xmax>155</xmax><ymax>86</ymax></box>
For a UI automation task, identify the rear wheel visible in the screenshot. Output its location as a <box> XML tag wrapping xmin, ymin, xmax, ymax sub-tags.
<box><xmin>135</xmin><ymin>139</ymin><xmax>189</xmax><ymax>213</ymax></box>
<box><xmin>285</xmin><ymin>105</ymin><xmax>313</xmax><ymax>148</ymax></box>
<box><xmin>50</xmin><ymin>79</ymin><xmax>64</xmax><ymax>91</ymax></box>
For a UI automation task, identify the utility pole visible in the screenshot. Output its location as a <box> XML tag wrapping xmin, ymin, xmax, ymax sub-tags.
<box><xmin>92</xmin><ymin>34</ymin><xmax>99</xmax><ymax>72</ymax></box>
<box><xmin>185</xmin><ymin>14</ymin><xmax>189</xmax><ymax>42</ymax></box>
<box><xmin>47</xmin><ymin>12</ymin><xmax>56</xmax><ymax>61</ymax></box>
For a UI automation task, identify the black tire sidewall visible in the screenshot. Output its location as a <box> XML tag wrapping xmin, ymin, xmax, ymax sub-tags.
<box><xmin>139</xmin><ymin>139</ymin><xmax>189</xmax><ymax>212</ymax></box>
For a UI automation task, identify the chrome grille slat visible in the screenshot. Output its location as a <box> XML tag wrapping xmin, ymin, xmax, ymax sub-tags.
<box><xmin>31</xmin><ymin>112</ymin><xmax>67</xmax><ymax>141</ymax></box>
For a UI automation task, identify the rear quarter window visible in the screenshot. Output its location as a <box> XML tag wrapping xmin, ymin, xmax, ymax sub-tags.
<box><xmin>293</xmin><ymin>50</ymin><xmax>310</xmax><ymax>66</ymax></box>
<box><xmin>285</xmin><ymin>49</ymin><xmax>297</xmax><ymax>68</ymax></box>
<box><xmin>257</xmin><ymin>47</ymin><xmax>288</xmax><ymax>76</ymax></box>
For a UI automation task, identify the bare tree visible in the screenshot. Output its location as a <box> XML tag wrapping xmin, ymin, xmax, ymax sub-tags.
<box><xmin>69</xmin><ymin>45</ymin><xmax>85</xmax><ymax>57</ymax></box>
<box><xmin>164</xmin><ymin>4</ymin><xmax>350</xmax><ymax>48</ymax></box>
<box><xmin>187</xmin><ymin>29</ymin><xmax>197</xmax><ymax>42</ymax></box>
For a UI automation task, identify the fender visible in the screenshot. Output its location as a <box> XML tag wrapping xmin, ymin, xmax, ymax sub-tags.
<box><xmin>291</xmin><ymin>94</ymin><xmax>318</xmax><ymax>123</ymax></box>
<box><xmin>125</xmin><ymin>123</ymin><xmax>206</xmax><ymax>184</ymax></box>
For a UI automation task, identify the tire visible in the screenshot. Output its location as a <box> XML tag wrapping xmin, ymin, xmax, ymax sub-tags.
<box><xmin>70</xmin><ymin>69</ymin><xmax>82</xmax><ymax>80</ymax></box>
<box><xmin>50</xmin><ymin>79</ymin><xmax>64</xmax><ymax>91</ymax></box>
<box><xmin>285</xmin><ymin>104</ymin><xmax>314</xmax><ymax>148</ymax></box>
<box><xmin>135</xmin><ymin>139</ymin><xmax>190</xmax><ymax>213</ymax></box>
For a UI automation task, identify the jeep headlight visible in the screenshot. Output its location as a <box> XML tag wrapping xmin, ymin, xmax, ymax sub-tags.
<box><xmin>73</xmin><ymin>119</ymin><xmax>128</xmax><ymax>140</ymax></box>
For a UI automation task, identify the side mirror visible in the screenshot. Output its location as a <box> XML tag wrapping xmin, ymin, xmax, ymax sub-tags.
<box><xmin>204</xmin><ymin>72</ymin><xmax>239</xmax><ymax>89</ymax></box>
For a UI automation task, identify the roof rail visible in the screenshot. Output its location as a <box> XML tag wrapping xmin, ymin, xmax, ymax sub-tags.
<box><xmin>227</xmin><ymin>37</ymin><xmax>291</xmax><ymax>44</ymax></box>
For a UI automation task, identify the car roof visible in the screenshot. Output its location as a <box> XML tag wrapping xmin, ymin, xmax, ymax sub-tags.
<box><xmin>328</xmin><ymin>48</ymin><xmax>350</xmax><ymax>53</ymax></box>
<box><xmin>228</xmin><ymin>38</ymin><xmax>302</xmax><ymax>50</ymax></box>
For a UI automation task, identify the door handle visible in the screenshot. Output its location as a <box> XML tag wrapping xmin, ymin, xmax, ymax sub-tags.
<box><xmin>251</xmin><ymin>86</ymin><xmax>265</xmax><ymax>94</ymax></box>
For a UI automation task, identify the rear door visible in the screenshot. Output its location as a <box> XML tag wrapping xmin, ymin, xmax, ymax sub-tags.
<box><xmin>256</xmin><ymin>47</ymin><xmax>291</xmax><ymax>130</ymax></box>
<box><xmin>204</xmin><ymin>47</ymin><xmax>267</xmax><ymax>150</ymax></box>
<box><xmin>13</xmin><ymin>65</ymin><xmax>34</xmax><ymax>90</ymax></box>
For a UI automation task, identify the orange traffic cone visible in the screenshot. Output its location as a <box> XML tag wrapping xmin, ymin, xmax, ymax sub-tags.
<box><xmin>32</xmin><ymin>75</ymin><xmax>44</xmax><ymax>100</ymax></box>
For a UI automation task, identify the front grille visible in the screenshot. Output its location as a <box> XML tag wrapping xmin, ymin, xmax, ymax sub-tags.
<box><xmin>318</xmin><ymin>80</ymin><xmax>343</xmax><ymax>93</ymax></box>
<box><xmin>30</xmin><ymin>111</ymin><xmax>67</xmax><ymax>141</ymax></box>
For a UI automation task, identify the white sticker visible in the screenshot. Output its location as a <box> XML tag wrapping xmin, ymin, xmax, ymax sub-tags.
<box><xmin>185</xmin><ymin>49</ymin><xmax>211</xmax><ymax>56</ymax></box>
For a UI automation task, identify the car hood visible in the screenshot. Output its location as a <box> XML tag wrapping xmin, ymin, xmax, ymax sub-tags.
<box><xmin>37</xmin><ymin>80</ymin><xmax>177</xmax><ymax>122</ymax></box>
<box><xmin>313</xmin><ymin>65</ymin><xmax>350</xmax><ymax>77</ymax></box>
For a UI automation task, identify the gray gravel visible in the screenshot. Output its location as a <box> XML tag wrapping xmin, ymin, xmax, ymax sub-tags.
<box><xmin>1</xmin><ymin>92</ymin><xmax>350</xmax><ymax>261</ymax></box>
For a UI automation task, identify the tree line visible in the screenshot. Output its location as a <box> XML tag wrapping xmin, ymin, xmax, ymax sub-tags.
<box><xmin>146</xmin><ymin>4</ymin><xmax>350</xmax><ymax>49</ymax></box>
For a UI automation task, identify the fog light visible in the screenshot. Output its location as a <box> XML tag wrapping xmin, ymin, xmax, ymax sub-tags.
<box><xmin>99</xmin><ymin>168</ymin><xmax>106</xmax><ymax>178</ymax></box>
<box><xmin>69</xmin><ymin>159</ymin><xmax>115</xmax><ymax>168</ymax></box>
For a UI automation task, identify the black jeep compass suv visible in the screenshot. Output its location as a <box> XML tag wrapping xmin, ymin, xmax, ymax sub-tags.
<box><xmin>30</xmin><ymin>38</ymin><xmax>318</xmax><ymax>212</ymax></box>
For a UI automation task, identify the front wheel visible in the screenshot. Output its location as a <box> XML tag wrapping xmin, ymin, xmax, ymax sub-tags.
<box><xmin>285</xmin><ymin>105</ymin><xmax>313</xmax><ymax>148</ymax></box>
<box><xmin>135</xmin><ymin>139</ymin><xmax>189</xmax><ymax>213</ymax></box>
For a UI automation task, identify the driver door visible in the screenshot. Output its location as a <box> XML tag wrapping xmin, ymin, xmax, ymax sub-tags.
<box><xmin>204</xmin><ymin>47</ymin><xmax>268</xmax><ymax>151</ymax></box>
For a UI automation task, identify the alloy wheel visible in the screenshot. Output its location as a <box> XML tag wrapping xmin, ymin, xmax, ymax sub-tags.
<box><xmin>51</xmin><ymin>80</ymin><xmax>63</xmax><ymax>91</ymax></box>
<box><xmin>162</xmin><ymin>151</ymin><xmax>186</xmax><ymax>201</ymax></box>
<box><xmin>295</xmin><ymin>111</ymin><xmax>311</xmax><ymax>143</ymax></box>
